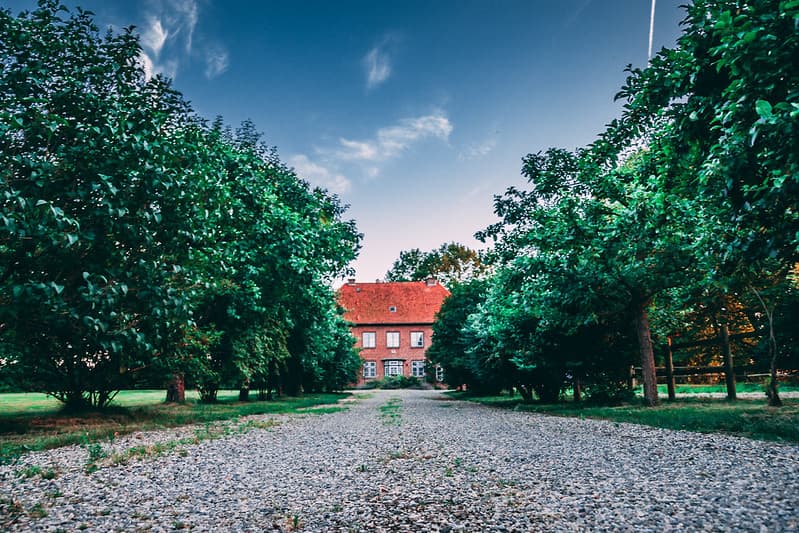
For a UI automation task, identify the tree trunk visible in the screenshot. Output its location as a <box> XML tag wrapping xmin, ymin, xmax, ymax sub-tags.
<box><xmin>750</xmin><ymin>286</ymin><xmax>782</xmax><ymax>407</ymax></box>
<box><xmin>573</xmin><ymin>374</ymin><xmax>582</xmax><ymax>402</ymax></box>
<box><xmin>165</xmin><ymin>373</ymin><xmax>185</xmax><ymax>403</ymax></box>
<box><xmin>665</xmin><ymin>337</ymin><xmax>676</xmax><ymax>401</ymax></box>
<box><xmin>720</xmin><ymin>323</ymin><xmax>736</xmax><ymax>401</ymax></box>
<box><xmin>239</xmin><ymin>386</ymin><xmax>250</xmax><ymax>402</ymax></box>
<box><xmin>265</xmin><ymin>359</ymin><xmax>275</xmax><ymax>401</ymax></box>
<box><xmin>517</xmin><ymin>385</ymin><xmax>533</xmax><ymax>403</ymax></box>
<box><xmin>766</xmin><ymin>328</ymin><xmax>782</xmax><ymax>407</ymax></box>
<box><xmin>633</xmin><ymin>299</ymin><xmax>659</xmax><ymax>406</ymax></box>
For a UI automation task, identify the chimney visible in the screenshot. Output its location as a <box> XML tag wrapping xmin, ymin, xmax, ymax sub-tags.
<box><xmin>425</xmin><ymin>277</ymin><xmax>437</xmax><ymax>287</ymax></box>
<box><xmin>347</xmin><ymin>278</ymin><xmax>356</xmax><ymax>285</ymax></box>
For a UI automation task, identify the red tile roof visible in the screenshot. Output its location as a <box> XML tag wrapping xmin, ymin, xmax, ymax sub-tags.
<box><xmin>337</xmin><ymin>280</ymin><xmax>450</xmax><ymax>325</ymax></box>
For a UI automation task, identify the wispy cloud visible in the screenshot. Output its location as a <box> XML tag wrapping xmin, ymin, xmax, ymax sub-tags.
<box><xmin>138</xmin><ymin>52</ymin><xmax>154</xmax><ymax>81</ymax></box>
<box><xmin>138</xmin><ymin>15</ymin><xmax>172</xmax><ymax>80</ymax></box>
<box><xmin>564</xmin><ymin>0</ymin><xmax>593</xmax><ymax>28</ymax></box>
<box><xmin>459</xmin><ymin>138</ymin><xmax>497</xmax><ymax>160</ymax></box>
<box><xmin>333</xmin><ymin>113</ymin><xmax>453</xmax><ymax>162</ymax></box>
<box><xmin>140</xmin><ymin>17</ymin><xmax>168</xmax><ymax>57</ymax></box>
<box><xmin>289</xmin><ymin>154</ymin><xmax>351</xmax><ymax>194</ymax></box>
<box><xmin>138</xmin><ymin>50</ymin><xmax>177</xmax><ymax>81</ymax></box>
<box><xmin>337</xmin><ymin>139</ymin><xmax>380</xmax><ymax>161</ymax></box>
<box><xmin>137</xmin><ymin>0</ymin><xmax>227</xmax><ymax>81</ymax></box>
<box><xmin>204</xmin><ymin>46</ymin><xmax>229</xmax><ymax>79</ymax></box>
<box><xmin>170</xmin><ymin>0</ymin><xmax>199</xmax><ymax>53</ymax></box>
<box><xmin>364</xmin><ymin>46</ymin><xmax>391</xmax><ymax>89</ymax></box>
<box><xmin>363</xmin><ymin>35</ymin><xmax>400</xmax><ymax>90</ymax></box>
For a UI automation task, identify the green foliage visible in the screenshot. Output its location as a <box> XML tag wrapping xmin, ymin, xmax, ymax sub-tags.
<box><xmin>85</xmin><ymin>442</ymin><xmax>107</xmax><ymax>462</ymax></box>
<box><xmin>616</xmin><ymin>0</ymin><xmax>799</xmax><ymax>269</ymax></box>
<box><xmin>426</xmin><ymin>279</ymin><xmax>498</xmax><ymax>393</ymax></box>
<box><xmin>0</xmin><ymin>1</ymin><xmax>202</xmax><ymax>408</ymax></box>
<box><xmin>435</xmin><ymin>0</ymin><xmax>799</xmax><ymax>407</ymax></box>
<box><xmin>610</xmin><ymin>0</ymin><xmax>799</xmax><ymax>404</ymax></box>
<box><xmin>385</xmin><ymin>242</ymin><xmax>488</xmax><ymax>287</ymax></box>
<box><xmin>583</xmin><ymin>378</ymin><xmax>635</xmax><ymax>406</ymax></box>
<box><xmin>0</xmin><ymin>343</ymin><xmax>31</xmax><ymax>392</ymax></box>
<box><xmin>0</xmin><ymin>2</ymin><xmax>361</xmax><ymax>406</ymax></box>
<box><xmin>479</xmin><ymin>144</ymin><xmax>701</xmax><ymax>405</ymax></box>
<box><xmin>362</xmin><ymin>375</ymin><xmax>422</xmax><ymax>390</ymax></box>
<box><xmin>15</xmin><ymin>464</ymin><xmax>57</xmax><ymax>479</ymax></box>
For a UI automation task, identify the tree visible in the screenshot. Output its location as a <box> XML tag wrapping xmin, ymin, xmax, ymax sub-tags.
<box><xmin>462</xmin><ymin>270</ymin><xmax>564</xmax><ymax>403</ymax></box>
<box><xmin>176</xmin><ymin>123</ymin><xmax>361</xmax><ymax>402</ymax></box>
<box><xmin>385</xmin><ymin>242</ymin><xmax>487</xmax><ymax>287</ymax></box>
<box><xmin>428</xmin><ymin>0</ymin><xmax>798</xmax><ymax>408</ymax></box>
<box><xmin>479</xmin><ymin>146</ymin><xmax>700</xmax><ymax>406</ymax></box>
<box><xmin>0</xmin><ymin>2</ymin><xmax>363</xmax><ymax>407</ymax></box>
<box><xmin>0</xmin><ymin>2</ymin><xmax>202</xmax><ymax>408</ymax></box>
<box><xmin>612</xmin><ymin>0</ymin><xmax>799</xmax><ymax>405</ymax></box>
<box><xmin>426</xmin><ymin>278</ymin><xmax>495</xmax><ymax>393</ymax></box>
<box><xmin>471</xmin><ymin>0</ymin><xmax>799</xmax><ymax>407</ymax></box>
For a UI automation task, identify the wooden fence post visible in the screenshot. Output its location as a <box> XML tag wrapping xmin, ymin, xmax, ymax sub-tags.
<box><xmin>721</xmin><ymin>323</ymin><xmax>737</xmax><ymax>400</ymax></box>
<box><xmin>665</xmin><ymin>336</ymin><xmax>676</xmax><ymax>401</ymax></box>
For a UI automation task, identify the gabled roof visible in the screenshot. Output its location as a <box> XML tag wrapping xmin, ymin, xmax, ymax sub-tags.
<box><xmin>337</xmin><ymin>280</ymin><xmax>450</xmax><ymax>325</ymax></box>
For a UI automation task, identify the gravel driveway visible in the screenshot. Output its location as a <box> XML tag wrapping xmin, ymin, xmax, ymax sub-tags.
<box><xmin>2</xmin><ymin>389</ymin><xmax>798</xmax><ymax>532</ymax></box>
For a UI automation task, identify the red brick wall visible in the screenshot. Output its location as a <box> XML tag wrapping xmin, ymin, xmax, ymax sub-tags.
<box><xmin>351</xmin><ymin>324</ymin><xmax>434</xmax><ymax>385</ymax></box>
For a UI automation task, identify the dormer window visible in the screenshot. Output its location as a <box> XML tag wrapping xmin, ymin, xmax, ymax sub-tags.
<box><xmin>389</xmin><ymin>306</ymin><xmax>397</xmax><ymax>313</ymax></box>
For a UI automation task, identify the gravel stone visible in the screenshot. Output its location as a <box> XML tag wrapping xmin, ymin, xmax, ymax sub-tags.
<box><xmin>1</xmin><ymin>389</ymin><xmax>798</xmax><ymax>531</ymax></box>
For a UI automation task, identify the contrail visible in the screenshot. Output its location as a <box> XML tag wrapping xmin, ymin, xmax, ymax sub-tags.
<box><xmin>648</xmin><ymin>0</ymin><xmax>657</xmax><ymax>60</ymax></box>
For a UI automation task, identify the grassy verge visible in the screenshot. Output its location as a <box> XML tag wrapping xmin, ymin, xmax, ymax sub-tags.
<box><xmin>657</xmin><ymin>382</ymin><xmax>799</xmax><ymax>395</ymax></box>
<box><xmin>0</xmin><ymin>390</ymin><xmax>349</xmax><ymax>464</ymax></box>
<box><xmin>447</xmin><ymin>391</ymin><xmax>799</xmax><ymax>443</ymax></box>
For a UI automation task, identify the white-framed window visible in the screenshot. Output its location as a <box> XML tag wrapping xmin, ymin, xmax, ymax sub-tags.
<box><xmin>363</xmin><ymin>361</ymin><xmax>376</xmax><ymax>379</ymax></box>
<box><xmin>410</xmin><ymin>331</ymin><xmax>424</xmax><ymax>348</ymax></box>
<box><xmin>362</xmin><ymin>332</ymin><xmax>376</xmax><ymax>349</ymax></box>
<box><xmin>384</xmin><ymin>360</ymin><xmax>404</xmax><ymax>377</ymax></box>
<box><xmin>386</xmin><ymin>331</ymin><xmax>400</xmax><ymax>348</ymax></box>
<box><xmin>435</xmin><ymin>365</ymin><xmax>444</xmax><ymax>382</ymax></box>
<box><xmin>389</xmin><ymin>306</ymin><xmax>397</xmax><ymax>313</ymax></box>
<box><xmin>411</xmin><ymin>360</ymin><xmax>426</xmax><ymax>377</ymax></box>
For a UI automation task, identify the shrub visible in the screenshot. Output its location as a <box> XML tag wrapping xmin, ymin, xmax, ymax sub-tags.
<box><xmin>362</xmin><ymin>376</ymin><xmax>422</xmax><ymax>390</ymax></box>
<box><xmin>584</xmin><ymin>375</ymin><xmax>635</xmax><ymax>405</ymax></box>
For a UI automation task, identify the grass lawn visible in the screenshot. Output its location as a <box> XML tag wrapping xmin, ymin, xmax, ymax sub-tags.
<box><xmin>0</xmin><ymin>390</ymin><xmax>349</xmax><ymax>464</ymax></box>
<box><xmin>657</xmin><ymin>382</ymin><xmax>799</xmax><ymax>395</ymax></box>
<box><xmin>448</xmin><ymin>391</ymin><xmax>799</xmax><ymax>443</ymax></box>
<box><xmin>0</xmin><ymin>389</ymin><xmax>250</xmax><ymax>417</ymax></box>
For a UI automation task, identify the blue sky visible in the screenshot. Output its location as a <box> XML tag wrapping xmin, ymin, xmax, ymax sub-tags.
<box><xmin>5</xmin><ymin>0</ymin><xmax>686</xmax><ymax>282</ymax></box>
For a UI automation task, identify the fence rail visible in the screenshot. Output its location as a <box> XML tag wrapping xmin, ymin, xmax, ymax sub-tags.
<box><xmin>631</xmin><ymin>330</ymin><xmax>763</xmax><ymax>401</ymax></box>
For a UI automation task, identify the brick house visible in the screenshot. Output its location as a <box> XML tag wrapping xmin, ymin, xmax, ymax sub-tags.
<box><xmin>337</xmin><ymin>278</ymin><xmax>450</xmax><ymax>385</ymax></box>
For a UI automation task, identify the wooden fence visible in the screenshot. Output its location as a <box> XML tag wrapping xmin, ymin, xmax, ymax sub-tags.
<box><xmin>632</xmin><ymin>330</ymin><xmax>760</xmax><ymax>401</ymax></box>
